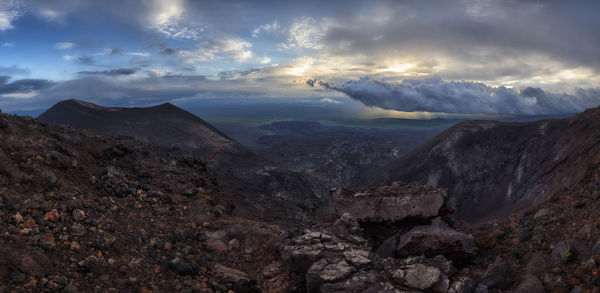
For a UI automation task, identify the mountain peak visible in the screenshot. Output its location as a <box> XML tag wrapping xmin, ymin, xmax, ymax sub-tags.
<box><xmin>38</xmin><ymin>99</ymin><xmax>241</xmax><ymax>158</ymax></box>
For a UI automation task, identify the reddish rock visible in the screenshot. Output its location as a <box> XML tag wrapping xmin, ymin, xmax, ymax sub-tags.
<box><xmin>23</xmin><ymin>218</ymin><xmax>36</xmax><ymax>228</ymax></box>
<box><xmin>203</xmin><ymin>239</ymin><xmax>228</xmax><ymax>252</ymax></box>
<box><xmin>44</xmin><ymin>209</ymin><xmax>60</xmax><ymax>222</ymax></box>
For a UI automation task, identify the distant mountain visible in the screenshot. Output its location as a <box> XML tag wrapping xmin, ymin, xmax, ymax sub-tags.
<box><xmin>38</xmin><ymin>99</ymin><xmax>246</xmax><ymax>159</ymax></box>
<box><xmin>38</xmin><ymin>99</ymin><xmax>331</xmax><ymax>222</ymax></box>
<box><xmin>368</xmin><ymin>107</ymin><xmax>600</xmax><ymax>223</ymax></box>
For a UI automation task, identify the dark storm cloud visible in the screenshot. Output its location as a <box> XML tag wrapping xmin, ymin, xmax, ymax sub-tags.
<box><xmin>76</xmin><ymin>56</ymin><xmax>95</xmax><ymax>65</ymax></box>
<box><xmin>318</xmin><ymin>77</ymin><xmax>600</xmax><ymax>115</ymax></box>
<box><xmin>78</xmin><ymin>68</ymin><xmax>138</xmax><ymax>76</ymax></box>
<box><xmin>25</xmin><ymin>74</ymin><xmax>212</xmax><ymax>106</ymax></box>
<box><xmin>0</xmin><ymin>76</ymin><xmax>54</xmax><ymax>94</ymax></box>
<box><xmin>322</xmin><ymin>0</ymin><xmax>600</xmax><ymax>70</ymax></box>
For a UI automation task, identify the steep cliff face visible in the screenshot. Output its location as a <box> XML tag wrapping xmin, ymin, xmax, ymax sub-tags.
<box><xmin>369</xmin><ymin>107</ymin><xmax>600</xmax><ymax>222</ymax></box>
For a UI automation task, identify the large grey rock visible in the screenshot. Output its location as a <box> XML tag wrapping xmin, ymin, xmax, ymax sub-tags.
<box><xmin>384</xmin><ymin>257</ymin><xmax>450</xmax><ymax>292</ymax></box>
<box><xmin>332</xmin><ymin>182</ymin><xmax>446</xmax><ymax>222</ymax></box>
<box><xmin>380</xmin><ymin>218</ymin><xmax>476</xmax><ymax>262</ymax></box>
<box><xmin>306</xmin><ymin>258</ymin><xmax>354</xmax><ymax>291</ymax></box>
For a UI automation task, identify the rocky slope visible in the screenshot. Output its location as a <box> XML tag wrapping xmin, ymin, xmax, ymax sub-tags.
<box><xmin>368</xmin><ymin>107</ymin><xmax>600</xmax><ymax>222</ymax></box>
<box><xmin>0</xmin><ymin>110</ymin><xmax>288</xmax><ymax>292</ymax></box>
<box><xmin>38</xmin><ymin>100</ymin><xmax>331</xmax><ymax>222</ymax></box>
<box><xmin>4</xmin><ymin>102</ymin><xmax>600</xmax><ymax>292</ymax></box>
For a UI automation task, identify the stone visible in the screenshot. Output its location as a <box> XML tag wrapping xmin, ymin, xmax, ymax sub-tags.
<box><xmin>394</xmin><ymin>263</ymin><xmax>442</xmax><ymax>290</ymax></box>
<box><xmin>214</xmin><ymin>264</ymin><xmax>249</xmax><ymax>282</ymax></box>
<box><xmin>512</xmin><ymin>274</ymin><xmax>544</xmax><ymax>293</ymax></box>
<box><xmin>63</xmin><ymin>283</ymin><xmax>79</xmax><ymax>293</ymax></box>
<box><xmin>281</xmin><ymin>244</ymin><xmax>323</xmax><ymax>273</ymax></box>
<box><xmin>0</xmin><ymin>242</ymin><xmax>52</xmax><ymax>276</ymax></box>
<box><xmin>79</xmin><ymin>256</ymin><xmax>107</xmax><ymax>274</ymax></box>
<box><xmin>70</xmin><ymin>241</ymin><xmax>81</xmax><ymax>251</ymax></box>
<box><xmin>333</xmin><ymin>182</ymin><xmax>446</xmax><ymax>222</ymax></box>
<box><xmin>481</xmin><ymin>258</ymin><xmax>516</xmax><ymax>290</ymax></box>
<box><xmin>168</xmin><ymin>258</ymin><xmax>198</xmax><ymax>276</ymax></box>
<box><xmin>41</xmin><ymin>169</ymin><xmax>58</xmax><ymax>185</ymax></box>
<box><xmin>343</xmin><ymin>249</ymin><xmax>371</xmax><ymax>266</ymax></box>
<box><xmin>305</xmin><ymin>258</ymin><xmax>354</xmax><ymax>291</ymax></box>
<box><xmin>449</xmin><ymin>276</ymin><xmax>475</xmax><ymax>293</ymax></box>
<box><xmin>389</xmin><ymin>218</ymin><xmax>476</xmax><ymax>263</ymax></box>
<box><xmin>72</xmin><ymin>209</ymin><xmax>86</xmax><ymax>221</ymax></box>
<box><xmin>44</xmin><ymin>209</ymin><xmax>61</xmax><ymax>222</ymax></box>
<box><xmin>12</xmin><ymin>212</ymin><xmax>23</xmax><ymax>222</ymax></box>
<box><xmin>203</xmin><ymin>239</ymin><xmax>227</xmax><ymax>252</ymax></box>
<box><xmin>534</xmin><ymin>208</ymin><xmax>552</xmax><ymax>219</ymax></box>
<box><xmin>23</xmin><ymin>217</ymin><xmax>36</xmax><ymax>228</ymax></box>
<box><xmin>228</xmin><ymin>238</ymin><xmax>241</xmax><ymax>251</ymax></box>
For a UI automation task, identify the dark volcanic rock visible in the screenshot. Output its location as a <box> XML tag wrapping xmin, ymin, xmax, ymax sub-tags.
<box><xmin>332</xmin><ymin>182</ymin><xmax>446</xmax><ymax>222</ymax></box>
<box><xmin>380</xmin><ymin>217</ymin><xmax>476</xmax><ymax>262</ymax></box>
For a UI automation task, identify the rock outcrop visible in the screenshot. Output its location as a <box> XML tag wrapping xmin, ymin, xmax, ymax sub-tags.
<box><xmin>278</xmin><ymin>183</ymin><xmax>479</xmax><ymax>292</ymax></box>
<box><xmin>332</xmin><ymin>182</ymin><xmax>446</xmax><ymax>222</ymax></box>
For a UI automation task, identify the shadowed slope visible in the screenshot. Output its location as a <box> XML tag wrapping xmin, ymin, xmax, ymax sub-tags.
<box><xmin>368</xmin><ymin>107</ymin><xmax>600</xmax><ymax>223</ymax></box>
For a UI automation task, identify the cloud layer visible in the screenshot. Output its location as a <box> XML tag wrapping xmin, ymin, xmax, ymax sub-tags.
<box><xmin>317</xmin><ymin>77</ymin><xmax>600</xmax><ymax>115</ymax></box>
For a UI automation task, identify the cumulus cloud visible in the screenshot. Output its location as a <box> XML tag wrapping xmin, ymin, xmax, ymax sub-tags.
<box><xmin>318</xmin><ymin>77</ymin><xmax>600</xmax><ymax>115</ymax></box>
<box><xmin>0</xmin><ymin>75</ymin><xmax>54</xmax><ymax>94</ymax></box>
<box><xmin>78</xmin><ymin>68</ymin><xmax>138</xmax><ymax>76</ymax></box>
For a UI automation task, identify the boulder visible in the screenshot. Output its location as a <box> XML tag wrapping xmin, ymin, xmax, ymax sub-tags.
<box><xmin>305</xmin><ymin>258</ymin><xmax>354</xmax><ymax>291</ymax></box>
<box><xmin>332</xmin><ymin>182</ymin><xmax>446</xmax><ymax>222</ymax></box>
<box><xmin>381</xmin><ymin>218</ymin><xmax>476</xmax><ymax>263</ymax></box>
<box><xmin>214</xmin><ymin>264</ymin><xmax>250</xmax><ymax>282</ymax></box>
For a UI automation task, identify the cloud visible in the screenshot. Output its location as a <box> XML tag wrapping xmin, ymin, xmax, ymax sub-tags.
<box><xmin>147</xmin><ymin>0</ymin><xmax>205</xmax><ymax>40</ymax></box>
<box><xmin>126</xmin><ymin>52</ymin><xmax>151</xmax><ymax>57</ymax></box>
<box><xmin>259</xmin><ymin>57</ymin><xmax>271</xmax><ymax>64</ymax></box>
<box><xmin>251</xmin><ymin>20</ymin><xmax>280</xmax><ymax>38</ymax></box>
<box><xmin>0</xmin><ymin>0</ymin><xmax>23</xmax><ymax>31</ymax></box>
<box><xmin>2</xmin><ymin>42</ymin><xmax>15</xmax><ymax>47</ymax></box>
<box><xmin>78</xmin><ymin>68</ymin><xmax>138</xmax><ymax>76</ymax></box>
<box><xmin>279</xmin><ymin>17</ymin><xmax>329</xmax><ymax>50</ymax></box>
<box><xmin>179</xmin><ymin>38</ymin><xmax>253</xmax><ymax>63</ymax></box>
<box><xmin>76</xmin><ymin>56</ymin><xmax>94</xmax><ymax>65</ymax></box>
<box><xmin>318</xmin><ymin>77</ymin><xmax>600</xmax><ymax>115</ymax></box>
<box><xmin>319</xmin><ymin>97</ymin><xmax>341</xmax><ymax>104</ymax></box>
<box><xmin>0</xmin><ymin>75</ymin><xmax>54</xmax><ymax>94</ymax></box>
<box><xmin>0</xmin><ymin>65</ymin><xmax>30</xmax><ymax>76</ymax></box>
<box><xmin>26</xmin><ymin>0</ymin><xmax>89</xmax><ymax>23</ymax></box>
<box><xmin>54</xmin><ymin>42</ymin><xmax>75</xmax><ymax>50</ymax></box>
<box><xmin>107</xmin><ymin>47</ymin><xmax>123</xmax><ymax>55</ymax></box>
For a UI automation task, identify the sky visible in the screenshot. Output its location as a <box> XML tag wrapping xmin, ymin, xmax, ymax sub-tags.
<box><xmin>0</xmin><ymin>0</ymin><xmax>599</xmax><ymax>116</ymax></box>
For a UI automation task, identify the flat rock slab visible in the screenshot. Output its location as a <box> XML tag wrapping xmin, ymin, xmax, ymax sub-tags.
<box><xmin>333</xmin><ymin>182</ymin><xmax>446</xmax><ymax>222</ymax></box>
